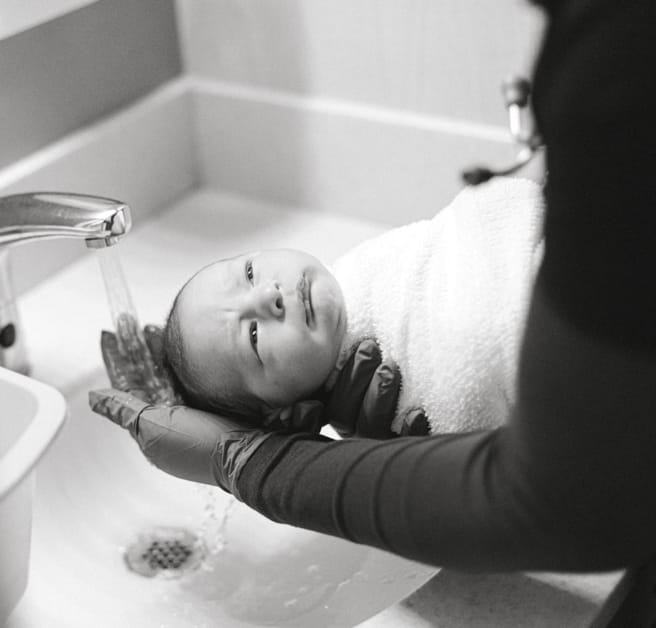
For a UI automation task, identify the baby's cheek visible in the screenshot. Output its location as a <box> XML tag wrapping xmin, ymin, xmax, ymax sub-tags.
<box><xmin>287</xmin><ymin>345</ymin><xmax>331</xmax><ymax>393</ymax></box>
<box><xmin>267</xmin><ymin>368</ymin><xmax>318</xmax><ymax>406</ymax></box>
<box><xmin>266</xmin><ymin>332</ymin><xmax>336</xmax><ymax>403</ymax></box>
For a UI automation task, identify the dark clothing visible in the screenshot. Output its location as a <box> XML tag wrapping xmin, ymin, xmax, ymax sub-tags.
<box><xmin>237</xmin><ymin>0</ymin><xmax>656</xmax><ymax>571</ymax></box>
<box><xmin>535</xmin><ymin>0</ymin><xmax>656</xmax><ymax>353</ymax></box>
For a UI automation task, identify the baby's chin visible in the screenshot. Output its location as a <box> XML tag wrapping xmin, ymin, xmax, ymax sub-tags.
<box><xmin>310</xmin><ymin>320</ymin><xmax>346</xmax><ymax>396</ymax></box>
<box><xmin>332</xmin><ymin>301</ymin><xmax>347</xmax><ymax>354</ymax></box>
<box><xmin>297</xmin><ymin>335</ymin><xmax>346</xmax><ymax>403</ymax></box>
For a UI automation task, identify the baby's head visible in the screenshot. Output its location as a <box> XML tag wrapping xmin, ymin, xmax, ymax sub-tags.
<box><xmin>163</xmin><ymin>249</ymin><xmax>347</xmax><ymax>421</ymax></box>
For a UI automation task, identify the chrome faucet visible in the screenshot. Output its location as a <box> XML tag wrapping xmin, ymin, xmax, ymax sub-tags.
<box><xmin>0</xmin><ymin>192</ymin><xmax>132</xmax><ymax>373</ymax></box>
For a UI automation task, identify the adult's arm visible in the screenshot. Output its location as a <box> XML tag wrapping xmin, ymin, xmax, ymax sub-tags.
<box><xmin>236</xmin><ymin>0</ymin><xmax>656</xmax><ymax>572</ymax></box>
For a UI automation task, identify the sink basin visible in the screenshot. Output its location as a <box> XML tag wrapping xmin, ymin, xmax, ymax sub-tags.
<box><xmin>8</xmin><ymin>370</ymin><xmax>434</xmax><ymax>627</ymax></box>
<box><xmin>0</xmin><ymin>367</ymin><xmax>67</xmax><ymax>624</ymax></box>
<box><xmin>7</xmin><ymin>189</ymin><xmax>438</xmax><ymax>628</ymax></box>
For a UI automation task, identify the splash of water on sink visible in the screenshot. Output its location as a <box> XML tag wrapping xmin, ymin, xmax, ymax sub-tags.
<box><xmin>194</xmin><ymin>486</ymin><xmax>237</xmax><ymax>571</ymax></box>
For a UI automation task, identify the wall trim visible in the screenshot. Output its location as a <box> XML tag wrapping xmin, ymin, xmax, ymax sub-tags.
<box><xmin>187</xmin><ymin>76</ymin><xmax>511</xmax><ymax>144</ymax></box>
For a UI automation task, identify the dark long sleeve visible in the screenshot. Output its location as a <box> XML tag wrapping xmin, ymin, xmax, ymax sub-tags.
<box><xmin>237</xmin><ymin>0</ymin><xmax>656</xmax><ymax>572</ymax></box>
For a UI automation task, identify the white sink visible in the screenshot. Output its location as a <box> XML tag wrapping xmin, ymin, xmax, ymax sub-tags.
<box><xmin>6</xmin><ymin>189</ymin><xmax>437</xmax><ymax>628</ymax></box>
<box><xmin>9</xmin><ymin>369</ymin><xmax>434</xmax><ymax>627</ymax></box>
<box><xmin>0</xmin><ymin>367</ymin><xmax>66</xmax><ymax>624</ymax></box>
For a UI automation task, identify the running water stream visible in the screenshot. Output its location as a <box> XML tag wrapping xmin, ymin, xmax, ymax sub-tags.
<box><xmin>95</xmin><ymin>245</ymin><xmax>235</xmax><ymax>571</ymax></box>
<box><xmin>96</xmin><ymin>246</ymin><xmax>174</xmax><ymax>404</ymax></box>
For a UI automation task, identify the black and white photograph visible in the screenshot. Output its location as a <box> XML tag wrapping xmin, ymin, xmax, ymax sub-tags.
<box><xmin>1</xmin><ymin>1</ymin><xmax>655</xmax><ymax>626</ymax></box>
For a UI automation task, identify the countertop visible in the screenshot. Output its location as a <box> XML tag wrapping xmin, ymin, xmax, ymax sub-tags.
<box><xmin>360</xmin><ymin>569</ymin><xmax>631</xmax><ymax>627</ymax></box>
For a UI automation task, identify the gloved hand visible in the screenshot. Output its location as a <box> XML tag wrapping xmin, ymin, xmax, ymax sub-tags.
<box><xmin>319</xmin><ymin>339</ymin><xmax>430</xmax><ymax>438</ymax></box>
<box><xmin>89</xmin><ymin>320</ymin><xmax>428</xmax><ymax>495</ymax></box>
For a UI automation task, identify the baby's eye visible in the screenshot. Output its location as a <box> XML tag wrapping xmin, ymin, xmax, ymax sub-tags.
<box><xmin>249</xmin><ymin>321</ymin><xmax>258</xmax><ymax>348</ymax></box>
<box><xmin>246</xmin><ymin>259</ymin><xmax>255</xmax><ymax>284</ymax></box>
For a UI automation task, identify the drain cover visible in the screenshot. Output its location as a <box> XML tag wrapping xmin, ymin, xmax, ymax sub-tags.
<box><xmin>124</xmin><ymin>526</ymin><xmax>206</xmax><ymax>578</ymax></box>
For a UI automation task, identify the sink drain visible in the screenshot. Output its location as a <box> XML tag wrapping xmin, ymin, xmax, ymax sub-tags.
<box><xmin>124</xmin><ymin>526</ymin><xmax>206</xmax><ymax>578</ymax></box>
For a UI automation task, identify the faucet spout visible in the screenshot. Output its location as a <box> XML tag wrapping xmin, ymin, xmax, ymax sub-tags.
<box><xmin>0</xmin><ymin>192</ymin><xmax>133</xmax><ymax>374</ymax></box>
<box><xmin>0</xmin><ymin>192</ymin><xmax>132</xmax><ymax>248</ymax></box>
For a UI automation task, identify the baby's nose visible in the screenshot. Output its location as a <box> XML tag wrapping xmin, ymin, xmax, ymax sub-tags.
<box><xmin>255</xmin><ymin>282</ymin><xmax>284</xmax><ymax>318</ymax></box>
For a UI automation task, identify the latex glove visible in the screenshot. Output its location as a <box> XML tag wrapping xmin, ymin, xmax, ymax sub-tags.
<box><xmin>89</xmin><ymin>388</ymin><xmax>275</xmax><ymax>496</ymax></box>
<box><xmin>89</xmin><ymin>321</ymin><xmax>428</xmax><ymax>493</ymax></box>
<box><xmin>322</xmin><ymin>339</ymin><xmax>429</xmax><ymax>438</ymax></box>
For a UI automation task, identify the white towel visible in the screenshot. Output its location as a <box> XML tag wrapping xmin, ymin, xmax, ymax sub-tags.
<box><xmin>331</xmin><ymin>177</ymin><xmax>545</xmax><ymax>434</ymax></box>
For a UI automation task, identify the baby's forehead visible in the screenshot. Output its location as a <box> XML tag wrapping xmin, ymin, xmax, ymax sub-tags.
<box><xmin>176</xmin><ymin>262</ymin><xmax>246</xmax><ymax>381</ymax></box>
<box><xmin>187</xmin><ymin>254</ymin><xmax>246</xmax><ymax>292</ymax></box>
<box><xmin>200</xmin><ymin>253</ymin><xmax>244</xmax><ymax>277</ymax></box>
<box><xmin>184</xmin><ymin>247</ymin><xmax>309</xmax><ymax>297</ymax></box>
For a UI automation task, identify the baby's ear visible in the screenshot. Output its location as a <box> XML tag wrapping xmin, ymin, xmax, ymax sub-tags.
<box><xmin>261</xmin><ymin>401</ymin><xmax>325</xmax><ymax>434</ymax></box>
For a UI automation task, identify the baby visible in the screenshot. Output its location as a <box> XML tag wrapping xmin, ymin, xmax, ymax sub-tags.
<box><xmin>163</xmin><ymin>249</ymin><xmax>348</xmax><ymax>421</ymax></box>
<box><xmin>164</xmin><ymin>177</ymin><xmax>545</xmax><ymax>434</ymax></box>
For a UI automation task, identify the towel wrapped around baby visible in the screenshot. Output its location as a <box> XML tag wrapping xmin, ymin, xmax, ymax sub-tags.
<box><xmin>331</xmin><ymin>177</ymin><xmax>545</xmax><ymax>435</ymax></box>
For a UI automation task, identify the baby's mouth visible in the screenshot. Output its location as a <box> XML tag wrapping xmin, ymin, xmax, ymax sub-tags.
<box><xmin>298</xmin><ymin>274</ymin><xmax>314</xmax><ymax>327</ymax></box>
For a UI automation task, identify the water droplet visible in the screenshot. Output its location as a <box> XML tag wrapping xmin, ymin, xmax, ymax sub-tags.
<box><xmin>353</xmin><ymin>571</ymin><xmax>367</xmax><ymax>582</ymax></box>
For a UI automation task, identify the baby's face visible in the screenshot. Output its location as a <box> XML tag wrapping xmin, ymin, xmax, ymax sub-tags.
<box><xmin>176</xmin><ymin>249</ymin><xmax>347</xmax><ymax>409</ymax></box>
